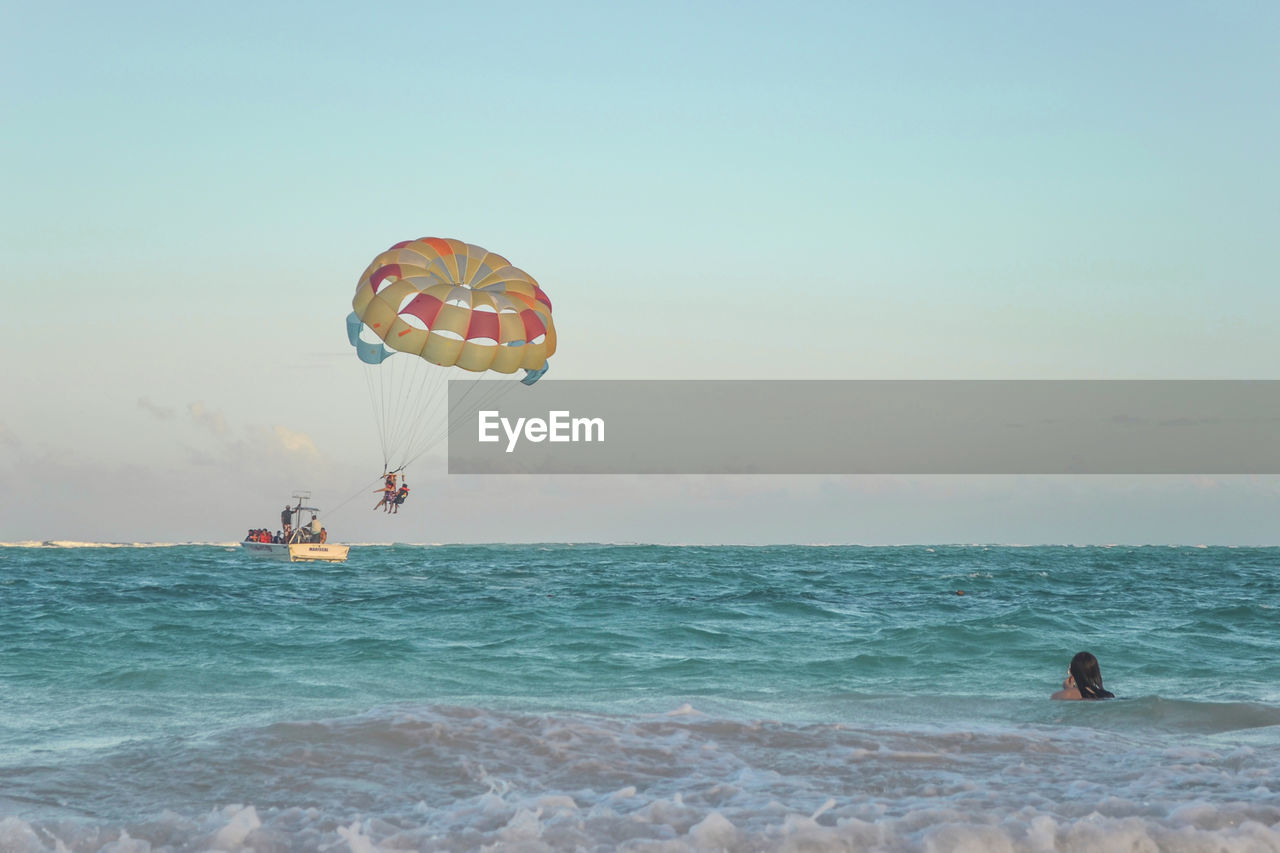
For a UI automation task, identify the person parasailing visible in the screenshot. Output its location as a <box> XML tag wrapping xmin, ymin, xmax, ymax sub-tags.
<box><xmin>373</xmin><ymin>472</ymin><xmax>397</xmax><ymax>512</ymax></box>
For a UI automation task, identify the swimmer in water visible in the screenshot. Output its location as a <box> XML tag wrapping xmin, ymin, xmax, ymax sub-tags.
<box><xmin>1051</xmin><ymin>651</ymin><xmax>1115</xmax><ymax>700</ymax></box>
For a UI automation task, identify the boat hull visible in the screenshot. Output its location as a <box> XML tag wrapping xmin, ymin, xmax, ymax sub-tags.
<box><xmin>240</xmin><ymin>541</ymin><xmax>350</xmax><ymax>562</ymax></box>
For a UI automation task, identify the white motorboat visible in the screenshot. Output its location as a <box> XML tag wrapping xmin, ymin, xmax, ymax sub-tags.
<box><xmin>239</xmin><ymin>539</ymin><xmax>350</xmax><ymax>562</ymax></box>
<box><xmin>240</xmin><ymin>491</ymin><xmax>350</xmax><ymax>563</ymax></box>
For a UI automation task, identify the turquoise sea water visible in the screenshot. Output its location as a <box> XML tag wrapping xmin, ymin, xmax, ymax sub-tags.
<box><xmin>1</xmin><ymin>543</ymin><xmax>1277</xmax><ymax>851</ymax></box>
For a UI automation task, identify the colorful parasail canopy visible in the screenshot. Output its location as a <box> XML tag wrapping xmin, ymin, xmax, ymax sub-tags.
<box><xmin>348</xmin><ymin>237</ymin><xmax>555</xmax><ymax>382</ymax></box>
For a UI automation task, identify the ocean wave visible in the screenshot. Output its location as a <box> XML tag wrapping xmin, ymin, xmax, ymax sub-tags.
<box><xmin>4</xmin><ymin>802</ymin><xmax>1280</xmax><ymax>853</ymax></box>
<box><xmin>6</xmin><ymin>703</ymin><xmax>1279</xmax><ymax>852</ymax></box>
<box><xmin>1097</xmin><ymin>695</ymin><xmax>1280</xmax><ymax>734</ymax></box>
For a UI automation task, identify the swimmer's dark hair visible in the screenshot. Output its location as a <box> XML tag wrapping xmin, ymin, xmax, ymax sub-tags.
<box><xmin>1070</xmin><ymin>651</ymin><xmax>1115</xmax><ymax>700</ymax></box>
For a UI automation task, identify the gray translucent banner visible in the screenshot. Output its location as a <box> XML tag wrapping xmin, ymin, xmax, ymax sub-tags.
<box><xmin>447</xmin><ymin>380</ymin><xmax>1280</xmax><ymax>474</ymax></box>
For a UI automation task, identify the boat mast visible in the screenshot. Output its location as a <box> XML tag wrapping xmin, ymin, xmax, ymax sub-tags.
<box><xmin>290</xmin><ymin>490</ymin><xmax>310</xmax><ymax>542</ymax></box>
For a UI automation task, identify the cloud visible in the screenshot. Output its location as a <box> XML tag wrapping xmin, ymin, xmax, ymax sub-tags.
<box><xmin>188</xmin><ymin>402</ymin><xmax>230</xmax><ymax>435</ymax></box>
<box><xmin>137</xmin><ymin>397</ymin><xmax>176</xmax><ymax>420</ymax></box>
<box><xmin>272</xmin><ymin>425</ymin><xmax>319</xmax><ymax>456</ymax></box>
<box><xmin>182</xmin><ymin>423</ymin><xmax>324</xmax><ymax>471</ymax></box>
<box><xmin>170</xmin><ymin>398</ymin><xmax>325</xmax><ymax>474</ymax></box>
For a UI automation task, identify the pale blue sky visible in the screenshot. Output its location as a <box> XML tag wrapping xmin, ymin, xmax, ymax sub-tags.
<box><xmin>2</xmin><ymin>2</ymin><xmax>1277</xmax><ymax>542</ymax></box>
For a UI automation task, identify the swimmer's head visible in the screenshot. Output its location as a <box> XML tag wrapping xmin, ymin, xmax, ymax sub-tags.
<box><xmin>1068</xmin><ymin>651</ymin><xmax>1114</xmax><ymax>699</ymax></box>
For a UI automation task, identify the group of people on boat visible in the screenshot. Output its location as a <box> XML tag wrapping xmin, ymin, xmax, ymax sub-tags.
<box><xmin>244</xmin><ymin>526</ymin><xmax>328</xmax><ymax>544</ymax></box>
<box><xmin>243</xmin><ymin>508</ymin><xmax>328</xmax><ymax>545</ymax></box>
<box><xmin>373</xmin><ymin>473</ymin><xmax>410</xmax><ymax>514</ymax></box>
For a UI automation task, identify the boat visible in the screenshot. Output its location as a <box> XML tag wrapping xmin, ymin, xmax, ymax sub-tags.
<box><xmin>240</xmin><ymin>491</ymin><xmax>350</xmax><ymax>563</ymax></box>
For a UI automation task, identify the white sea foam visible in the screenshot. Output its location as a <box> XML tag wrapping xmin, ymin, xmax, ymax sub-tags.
<box><xmin>5</xmin><ymin>704</ymin><xmax>1278</xmax><ymax>852</ymax></box>
<box><xmin>5</xmin><ymin>796</ymin><xmax>1280</xmax><ymax>852</ymax></box>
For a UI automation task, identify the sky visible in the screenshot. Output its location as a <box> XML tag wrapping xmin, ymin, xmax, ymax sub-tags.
<box><xmin>2</xmin><ymin>1</ymin><xmax>1278</xmax><ymax>544</ymax></box>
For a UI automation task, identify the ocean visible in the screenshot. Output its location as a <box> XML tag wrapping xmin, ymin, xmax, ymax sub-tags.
<box><xmin>0</xmin><ymin>543</ymin><xmax>1277</xmax><ymax>852</ymax></box>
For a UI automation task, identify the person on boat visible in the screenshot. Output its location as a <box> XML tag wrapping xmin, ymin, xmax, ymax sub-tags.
<box><xmin>393</xmin><ymin>482</ymin><xmax>409</xmax><ymax>514</ymax></box>
<box><xmin>307</xmin><ymin>514</ymin><xmax>322</xmax><ymax>539</ymax></box>
<box><xmin>281</xmin><ymin>505</ymin><xmax>293</xmax><ymax>539</ymax></box>
<box><xmin>374</xmin><ymin>473</ymin><xmax>397</xmax><ymax>512</ymax></box>
<box><xmin>1051</xmin><ymin>651</ymin><xmax>1115</xmax><ymax>700</ymax></box>
<box><xmin>318</xmin><ymin>527</ymin><xmax>328</xmax><ymax>544</ymax></box>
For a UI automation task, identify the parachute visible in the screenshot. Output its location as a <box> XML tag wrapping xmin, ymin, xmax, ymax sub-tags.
<box><xmin>347</xmin><ymin>237</ymin><xmax>556</xmax><ymax>472</ymax></box>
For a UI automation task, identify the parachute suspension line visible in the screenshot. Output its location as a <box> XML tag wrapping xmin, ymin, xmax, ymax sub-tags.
<box><xmin>446</xmin><ymin>380</ymin><xmax>514</xmax><ymax>438</ymax></box>
<box><xmin>361</xmin><ymin>353</ymin><xmax>428</xmax><ymax>473</ymax></box>
<box><xmin>391</xmin><ymin>370</ymin><xmax>435</xmax><ymax>472</ymax></box>
<box><xmin>397</xmin><ymin>376</ymin><xmax>481</xmax><ymax>472</ymax></box>
<box><xmin>382</xmin><ymin>357</ymin><xmax>405</xmax><ymax>469</ymax></box>
<box><xmin>377</xmin><ymin>352</ymin><xmax>441</xmax><ymax>474</ymax></box>
<box><xmin>415</xmin><ymin>376</ymin><xmax>494</xmax><ymax>464</ymax></box>
<box><xmin>366</xmin><ymin>354</ymin><xmax>458</xmax><ymax>474</ymax></box>
<box><xmin>328</xmin><ymin>475</ymin><xmax>386</xmax><ymax>518</ymax></box>
<box><xmin>357</xmin><ymin>344</ymin><xmax>535</xmax><ymax>474</ymax></box>
<box><xmin>383</xmin><ymin>356</ymin><xmax>406</xmax><ymax>468</ymax></box>
<box><xmin>362</xmin><ymin>364</ymin><xmax>390</xmax><ymax>471</ymax></box>
<box><xmin>382</xmin><ymin>353</ymin><xmax>409</xmax><ymax>470</ymax></box>
<box><xmin>400</xmin><ymin>377</ymin><xmax>520</xmax><ymax>471</ymax></box>
<box><xmin>433</xmin><ymin>379</ymin><xmax>515</xmax><ymax>462</ymax></box>
<box><xmin>388</xmin><ymin>351</ymin><xmax>415</xmax><ymax>468</ymax></box>
<box><xmin>397</xmin><ymin>353</ymin><xmax>436</xmax><ymax>465</ymax></box>
<box><xmin>397</xmin><ymin>366</ymin><xmax>449</xmax><ymax>470</ymax></box>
